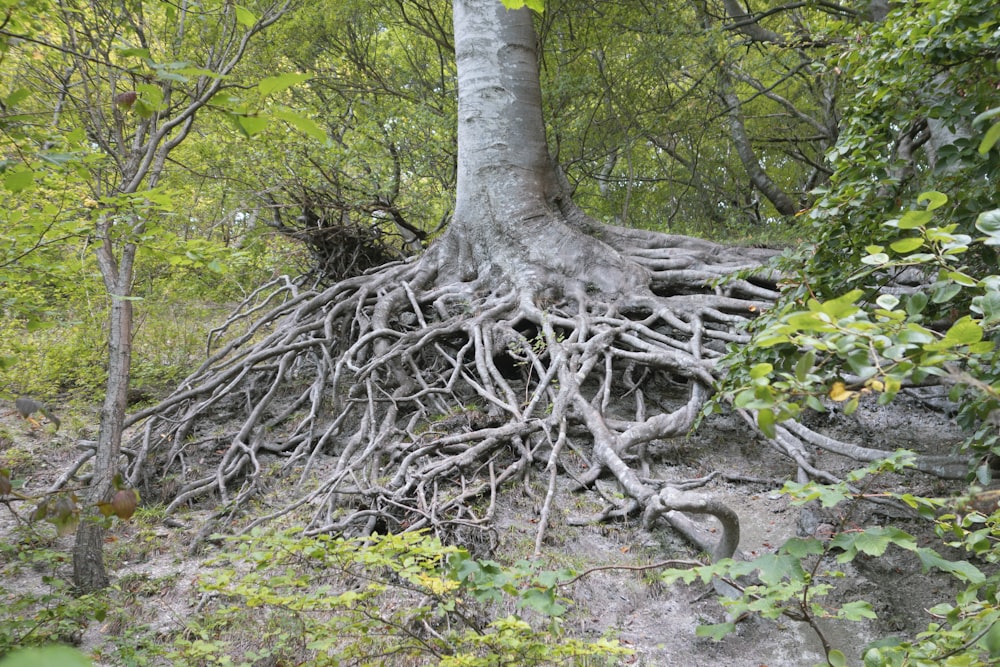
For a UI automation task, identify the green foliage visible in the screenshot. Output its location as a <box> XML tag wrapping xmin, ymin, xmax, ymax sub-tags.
<box><xmin>0</xmin><ymin>294</ymin><xmax>244</xmax><ymax>400</ymax></box>
<box><xmin>500</xmin><ymin>0</ymin><xmax>544</xmax><ymax>12</ymax></box>
<box><xmin>661</xmin><ymin>453</ymin><xmax>1000</xmax><ymax>666</ymax></box>
<box><xmin>806</xmin><ymin>0</ymin><xmax>1000</xmax><ymax>288</ymax></box>
<box><xmin>0</xmin><ymin>528</ymin><xmax>107</xmax><ymax>653</ymax></box>
<box><xmin>721</xmin><ymin>190</ymin><xmax>1000</xmax><ymax>438</ymax></box>
<box><xmin>713</xmin><ymin>41</ymin><xmax>1000</xmax><ymax>655</ymax></box>
<box><xmin>0</xmin><ymin>314</ymin><xmax>109</xmax><ymax>397</ymax></box>
<box><xmin>861</xmin><ymin>484</ymin><xmax>1000</xmax><ymax>666</ymax></box>
<box><xmin>717</xmin><ymin>0</ymin><xmax>1000</xmax><ymax>430</ymax></box>
<box><xmin>0</xmin><ymin>646</ymin><xmax>92</xmax><ymax>667</ymax></box>
<box><xmin>168</xmin><ymin>529</ymin><xmax>628</xmax><ymax>666</ymax></box>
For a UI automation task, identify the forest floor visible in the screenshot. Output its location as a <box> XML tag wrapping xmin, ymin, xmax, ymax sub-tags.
<box><xmin>0</xmin><ymin>390</ymin><xmax>974</xmax><ymax>666</ymax></box>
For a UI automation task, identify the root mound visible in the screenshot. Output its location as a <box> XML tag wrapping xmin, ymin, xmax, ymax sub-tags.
<box><xmin>116</xmin><ymin>217</ymin><xmax>965</xmax><ymax>557</ymax></box>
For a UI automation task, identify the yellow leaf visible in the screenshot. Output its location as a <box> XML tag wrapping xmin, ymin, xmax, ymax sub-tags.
<box><xmin>829</xmin><ymin>381</ymin><xmax>855</xmax><ymax>402</ymax></box>
<box><xmin>865</xmin><ymin>379</ymin><xmax>885</xmax><ymax>392</ymax></box>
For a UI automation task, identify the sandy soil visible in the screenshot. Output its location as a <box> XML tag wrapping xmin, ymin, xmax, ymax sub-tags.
<box><xmin>0</xmin><ymin>392</ymin><xmax>976</xmax><ymax>666</ymax></box>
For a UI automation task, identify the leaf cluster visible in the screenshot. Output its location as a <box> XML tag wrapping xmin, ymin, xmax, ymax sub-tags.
<box><xmin>174</xmin><ymin>528</ymin><xmax>628</xmax><ymax>666</ymax></box>
<box><xmin>660</xmin><ymin>454</ymin><xmax>1000</xmax><ymax>666</ymax></box>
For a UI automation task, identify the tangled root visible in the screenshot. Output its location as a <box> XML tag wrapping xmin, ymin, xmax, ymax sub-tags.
<box><xmin>111</xmin><ymin>224</ymin><xmax>966</xmax><ymax>557</ymax></box>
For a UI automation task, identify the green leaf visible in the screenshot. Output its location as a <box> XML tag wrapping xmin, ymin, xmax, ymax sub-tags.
<box><xmin>930</xmin><ymin>317</ymin><xmax>983</xmax><ymax>349</ymax></box>
<box><xmin>500</xmin><ymin>0</ymin><xmax>544</xmax><ymax>9</ymax></box>
<box><xmin>875</xmin><ymin>294</ymin><xmax>899</xmax><ymax>310</ymax></box>
<box><xmin>782</xmin><ymin>537</ymin><xmax>824</xmax><ymax>558</ymax></box>
<box><xmin>973</xmin><ymin>108</ymin><xmax>1000</xmax><ymax>127</ymax></box>
<box><xmin>272</xmin><ymin>109</ymin><xmax>329</xmax><ymax>143</ymax></box>
<box><xmin>946</xmin><ymin>271</ymin><xmax>977</xmax><ymax>287</ymax></box>
<box><xmin>838</xmin><ymin>601</ymin><xmax>876</xmax><ymax>621</ymax></box>
<box><xmin>979</xmin><ymin>122</ymin><xmax>1000</xmax><ymax>155</ymax></box>
<box><xmin>982</xmin><ymin>620</ymin><xmax>1000</xmax><ymax>657</ymax></box>
<box><xmin>917</xmin><ymin>191</ymin><xmax>948</xmax><ymax>211</ymax></box>
<box><xmin>863</xmin><ymin>648</ymin><xmax>885</xmax><ymax>667</ymax></box>
<box><xmin>915</xmin><ymin>548</ymin><xmax>984</xmax><ymax>584</ymax></box>
<box><xmin>749</xmin><ymin>362</ymin><xmax>773</xmax><ymax>380</ymax></box>
<box><xmin>3</xmin><ymin>168</ymin><xmax>34</xmax><ymax>192</ymax></box>
<box><xmin>896</xmin><ymin>209</ymin><xmax>933</xmax><ymax>230</ymax></box>
<box><xmin>794</xmin><ymin>349</ymin><xmax>815</xmax><ymax>383</ymax></box>
<box><xmin>757</xmin><ymin>408</ymin><xmax>776</xmax><ymax>438</ymax></box>
<box><xmin>822</xmin><ymin>290</ymin><xmax>864</xmax><ymax>318</ymax></box>
<box><xmin>135</xmin><ymin>83</ymin><xmax>165</xmax><ymax>118</ymax></box>
<box><xmin>695</xmin><ymin>622</ymin><xmax>735</xmax><ymax>641</ymax></box>
<box><xmin>517</xmin><ymin>587</ymin><xmax>565</xmax><ymax>616</ymax></box>
<box><xmin>931</xmin><ymin>282</ymin><xmax>962</xmax><ymax>304</ymax></box>
<box><xmin>889</xmin><ymin>237</ymin><xmax>923</xmax><ymax>253</ymax></box>
<box><xmin>906</xmin><ymin>292</ymin><xmax>928</xmax><ymax>316</ymax></box>
<box><xmin>234</xmin><ymin>5</ymin><xmax>257</xmax><ymax>27</ymax></box>
<box><xmin>258</xmin><ymin>73</ymin><xmax>313</xmax><ymax>97</ymax></box>
<box><xmin>861</xmin><ymin>252</ymin><xmax>889</xmax><ymax>265</ymax></box>
<box><xmin>976</xmin><ymin>210</ymin><xmax>1000</xmax><ymax>245</ymax></box>
<box><xmin>0</xmin><ymin>646</ymin><xmax>93</xmax><ymax>667</ymax></box>
<box><xmin>754</xmin><ymin>552</ymin><xmax>803</xmax><ymax>586</ymax></box>
<box><xmin>828</xmin><ymin>649</ymin><xmax>847</xmax><ymax>667</ymax></box>
<box><xmin>972</xmin><ymin>291</ymin><xmax>1000</xmax><ymax>324</ymax></box>
<box><xmin>232</xmin><ymin>114</ymin><xmax>269</xmax><ymax>137</ymax></box>
<box><xmin>4</xmin><ymin>88</ymin><xmax>31</xmax><ymax>107</ymax></box>
<box><xmin>115</xmin><ymin>46</ymin><xmax>152</xmax><ymax>60</ymax></box>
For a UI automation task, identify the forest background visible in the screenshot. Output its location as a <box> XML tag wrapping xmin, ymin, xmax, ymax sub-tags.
<box><xmin>0</xmin><ymin>0</ymin><xmax>999</xmax><ymax>665</ymax></box>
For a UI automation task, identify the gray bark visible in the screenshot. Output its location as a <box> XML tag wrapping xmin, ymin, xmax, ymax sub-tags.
<box><xmin>73</xmin><ymin>230</ymin><xmax>134</xmax><ymax>592</ymax></box>
<box><xmin>441</xmin><ymin>0</ymin><xmax>648</xmax><ymax>299</ymax></box>
<box><xmin>718</xmin><ymin>69</ymin><xmax>799</xmax><ymax>216</ymax></box>
<box><xmin>721</xmin><ymin>0</ymin><xmax>783</xmax><ymax>43</ymax></box>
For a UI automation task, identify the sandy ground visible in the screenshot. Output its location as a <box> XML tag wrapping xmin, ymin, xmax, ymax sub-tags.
<box><xmin>0</xmin><ymin>393</ymin><xmax>975</xmax><ymax>666</ymax></box>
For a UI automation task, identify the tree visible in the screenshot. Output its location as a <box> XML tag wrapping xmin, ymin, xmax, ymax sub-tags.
<box><xmin>539</xmin><ymin>0</ymin><xmax>846</xmax><ymax>230</ymax></box>
<box><xmin>243</xmin><ymin>0</ymin><xmax>458</xmax><ymax>284</ymax></box>
<box><xmin>1</xmin><ymin>0</ymin><xmax>294</xmax><ymax>591</ymax></box>
<box><xmin>118</xmin><ymin>0</ymin><xmax>971</xmax><ymax>568</ymax></box>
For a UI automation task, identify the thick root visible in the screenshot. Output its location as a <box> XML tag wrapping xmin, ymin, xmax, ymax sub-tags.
<box><xmin>109</xmin><ymin>223</ymin><xmax>966</xmax><ymax>557</ymax></box>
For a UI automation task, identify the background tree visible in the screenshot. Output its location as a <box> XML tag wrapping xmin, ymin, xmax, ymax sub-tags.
<box><xmin>1</xmin><ymin>0</ymin><xmax>294</xmax><ymax>591</ymax></box>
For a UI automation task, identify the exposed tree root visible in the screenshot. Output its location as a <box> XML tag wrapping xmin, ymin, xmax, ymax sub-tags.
<box><xmin>107</xmin><ymin>220</ymin><xmax>968</xmax><ymax>560</ymax></box>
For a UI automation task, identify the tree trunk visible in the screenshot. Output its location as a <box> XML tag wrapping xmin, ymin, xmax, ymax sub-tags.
<box><xmin>718</xmin><ymin>68</ymin><xmax>798</xmax><ymax>217</ymax></box>
<box><xmin>440</xmin><ymin>0</ymin><xmax>648</xmax><ymax>300</ymax></box>
<box><xmin>73</xmin><ymin>229</ymin><xmax>135</xmax><ymax>593</ymax></box>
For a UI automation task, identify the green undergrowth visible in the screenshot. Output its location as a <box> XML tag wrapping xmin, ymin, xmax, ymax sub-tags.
<box><xmin>0</xmin><ymin>298</ymin><xmax>236</xmax><ymax>403</ymax></box>
<box><xmin>0</xmin><ymin>519</ymin><xmax>629</xmax><ymax>666</ymax></box>
<box><xmin>0</xmin><ymin>525</ymin><xmax>108</xmax><ymax>654</ymax></box>
<box><xmin>171</xmin><ymin>529</ymin><xmax>627</xmax><ymax>666</ymax></box>
<box><xmin>661</xmin><ymin>452</ymin><xmax>1000</xmax><ymax>667</ymax></box>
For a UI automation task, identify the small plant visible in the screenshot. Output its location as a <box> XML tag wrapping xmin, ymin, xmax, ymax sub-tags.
<box><xmin>174</xmin><ymin>528</ymin><xmax>630</xmax><ymax>666</ymax></box>
<box><xmin>659</xmin><ymin>451</ymin><xmax>1000</xmax><ymax>666</ymax></box>
<box><xmin>0</xmin><ymin>526</ymin><xmax>108</xmax><ymax>653</ymax></box>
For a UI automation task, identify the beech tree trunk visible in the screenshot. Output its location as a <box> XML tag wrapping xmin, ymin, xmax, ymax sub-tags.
<box><xmin>440</xmin><ymin>0</ymin><xmax>648</xmax><ymax>300</ymax></box>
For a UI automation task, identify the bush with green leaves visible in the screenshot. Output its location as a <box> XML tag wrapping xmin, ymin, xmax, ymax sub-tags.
<box><xmin>806</xmin><ymin>0</ymin><xmax>999</xmax><ymax>284</ymax></box>
<box><xmin>0</xmin><ymin>527</ymin><xmax>107</xmax><ymax>654</ymax></box>
<box><xmin>721</xmin><ymin>190</ymin><xmax>1000</xmax><ymax>448</ymax></box>
<box><xmin>169</xmin><ymin>529</ymin><xmax>627</xmax><ymax>666</ymax></box>
<box><xmin>701</xmin><ymin>2</ymin><xmax>1000</xmax><ymax>662</ymax></box>
<box><xmin>662</xmin><ymin>452</ymin><xmax>1000</xmax><ymax>667</ymax></box>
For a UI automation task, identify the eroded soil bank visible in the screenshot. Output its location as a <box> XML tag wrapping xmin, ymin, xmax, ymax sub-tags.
<box><xmin>0</xmin><ymin>390</ymin><xmax>977</xmax><ymax>666</ymax></box>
